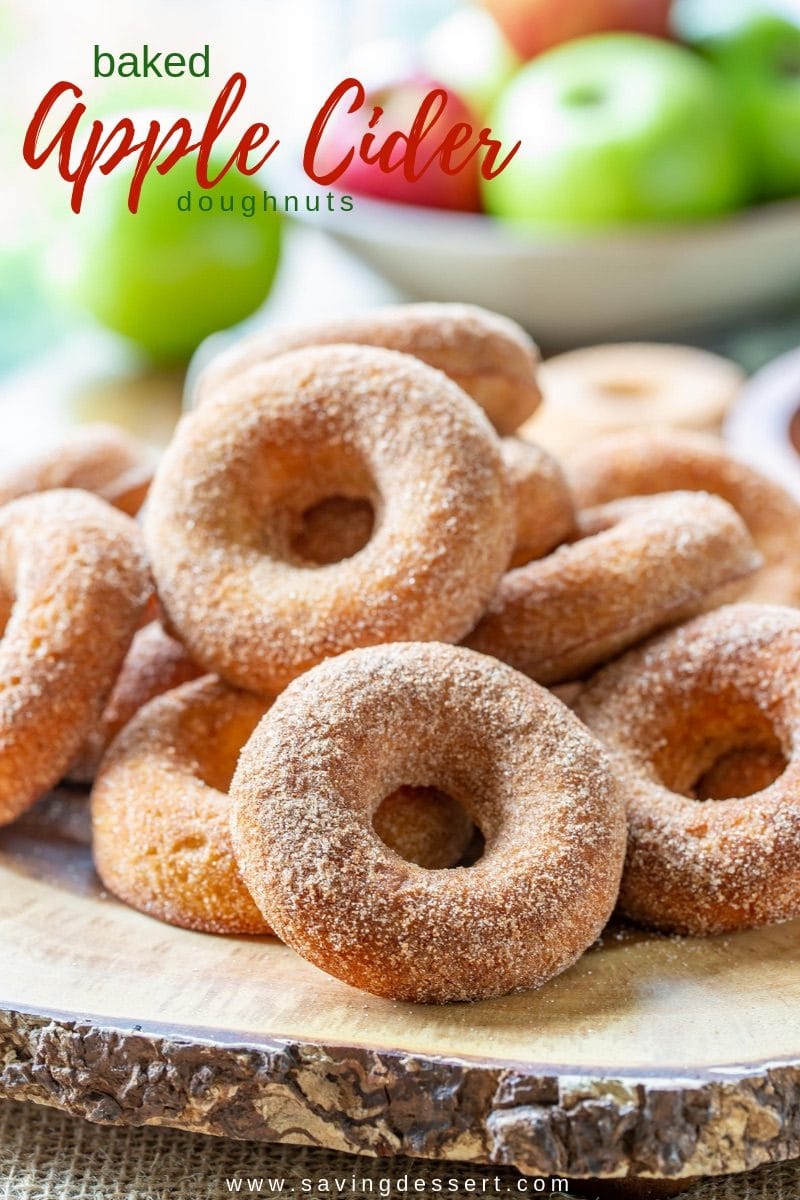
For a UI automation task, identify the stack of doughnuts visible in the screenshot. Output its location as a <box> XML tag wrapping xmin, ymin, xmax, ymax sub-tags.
<box><xmin>2</xmin><ymin>302</ymin><xmax>798</xmax><ymax>1005</ymax></box>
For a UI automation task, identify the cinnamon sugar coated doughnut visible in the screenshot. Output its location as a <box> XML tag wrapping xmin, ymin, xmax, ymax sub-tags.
<box><xmin>194</xmin><ymin>303</ymin><xmax>541</xmax><ymax>435</ymax></box>
<box><xmin>501</xmin><ymin>437</ymin><xmax>576</xmax><ymax>568</ymax></box>
<box><xmin>520</xmin><ymin>343</ymin><xmax>744</xmax><ymax>454</ymax></box>
<box><xmin>575</xmin><ymin>605</ymin><xmax>800</xmax><ymax>935</ymax></box>
<box><xmin>0</xmin><ymin>424</ymin><xmax>154</xmax><ymax>516</ymax></box>
<box><xmin>146</xmin><ymin>345</ymin><xmax>514</xmax><ymax>694</ymax></box>
<box><xmin>0</xmin><ymin>490</ymin><xmax>152</xmax><ymax>826</ymax></box>
<box><xmin>230</xmin><ymin>642</ymin><xmax>627</xmax><ymax>1003</ymax></box>
<box><xmin>92</xmin><ymin>677</ymin><xmax>272</xmax><ymax>935</ymax></box>
<box><xmin>464</xmin><ymin>492</ymin><xmax>760</xmax><ymax>684</ymax></box>
<box><xmin>69</xmin><ymin>621</ymin><xmax>203</xmax><ymax>783</ymax></box>
<box><xmin>567</xmin><ymin>430</ymin><xmax>800</xmax><ymax>606</ymax></box>
<box><xmin>92</xmin><ymin>676</ymin><xmax>476</xmax><ymax>934</ymax></box>
<box><xmin>372</xmin><ymin>786</ymin><xmax>474</xmax><ymax>871</ymax></box>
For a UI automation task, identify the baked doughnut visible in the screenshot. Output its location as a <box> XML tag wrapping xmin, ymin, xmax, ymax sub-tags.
<box><xmin>464</xmin><ymin>492</ymin><xmax>760</xmax><ymax>684</ymax></box>
<box><xmin>68</xmin><ymin>622</ymin><xmax>203</xmax><ymax>783</ymax></box>
<box><xmin>193</xmin><ymin>303</ymin><xmax>541</xmax><ymax>435</ymax></box>
<box><xmin>92</xmin><ymin>676</ymin><xmax>476</xmax><ymax>934</ymax></box>
<box><xmin>567</xmin><ymin>430</ymin><xmax>800</xmax><ymax>606</ymax></box>
<box><xmin>0</xmin><ymin>424</ymin><xmax>154</xmax><ymax>516</ymax></box>
<box><xmin>146</xmin><ymin>345</ymin><xmax>514</xmax><ymax>694</ymax></box>
<box><xmin>575</xmin><ymin>605</ymin><xmax>800</xmax><ymax>935</ymax></box>
<box><xmin>0</xmin><ymin>490</ymin><xmax>152</xmax><ymax>826</ymax></box>
<box><xmin>92</xmin><ymin>676</ymin><xmax>272</xmax><ymax>935</ymax></box>
<box><xmin>288</xmin><ymin>438</ymin><xmax>573</xmax><ymax>570</ymax></box>
<box><xmin>520</xmin><ymin>343</ymin><xmax>744</xmax><ymax>455</ymax></box>
<box><xmin>230</xmin><ymin>642</ymin><xmax>626</xmax><ymax>1003</ymax></box>
<box><xmin>501</xmin><ymin>437</ymin><xmax>576</xmax><ymax>568</ymax></box>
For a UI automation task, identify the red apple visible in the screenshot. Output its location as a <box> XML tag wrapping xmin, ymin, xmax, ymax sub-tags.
<box><xmin>318</xmin><ymin>73</ymin><xmax>482</xmax><ymax>212</ymax></box>
<box><xmin>478</xmin><ymin>0</ymin><xmax>672</xmax><ymax>61</ymax></box>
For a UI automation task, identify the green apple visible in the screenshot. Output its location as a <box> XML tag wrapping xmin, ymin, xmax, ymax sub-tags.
<box><xmin>421</xmin><ymin>6</ymin><xmax>518</xmax><ymax>120</ymax></box>
<box><xmin>483</xmin><ymin>33</ymin><xmax>750</xmax><ymax>228</ymax></box>
<box><xmin>72</xmin><ymin>152</ymin><xmax>282</xmax><ymax>362</ymax></box>
<box><xmin>674</xmin><ymin>0</ymin><xmax>800</xmax><ymax>200</ymax></box>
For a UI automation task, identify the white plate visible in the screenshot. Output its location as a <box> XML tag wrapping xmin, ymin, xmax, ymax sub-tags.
<box><xmin>290</xmin><ymin>191</ymin><xmax>800</xmax><ymax>347</ymax></box>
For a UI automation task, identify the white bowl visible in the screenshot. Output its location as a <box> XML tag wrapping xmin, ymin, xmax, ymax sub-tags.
<box><xmin>725</xmin><ymin>345</ymin><xmax>800</xmax><ymax>501</ymax></box>
<box><xmin>290</xmin><ymin>192</ymin><xmax>800</xmax><ymax>348</ymax></box>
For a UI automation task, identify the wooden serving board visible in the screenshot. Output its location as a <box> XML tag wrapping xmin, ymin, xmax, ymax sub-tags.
<box><xmin>1</xmin><ymin>792</ymin><xmax>799</xmax><ymax>1188</ymax></box>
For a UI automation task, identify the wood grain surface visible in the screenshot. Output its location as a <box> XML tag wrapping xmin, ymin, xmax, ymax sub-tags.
<box><xmin>1</xmin><ymin>790</ymin><xmax>799</xmax><ymax>1184</ymax></box>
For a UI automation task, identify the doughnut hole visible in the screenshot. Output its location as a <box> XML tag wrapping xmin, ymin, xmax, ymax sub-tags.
<box><xmin>291</xmin><ymin>496</ymin><xmax>374</xmax><ymax>565</ymax></box>
<box><xmin>242</xmin><ymin>439</ymin><xmax>380</xmax><ymax>568</ymax></box>
<box><xmin>647</xmin><ymin>695</ymin><xmax>789</xmax><ymax>805</ymax></box>
<box><xmin>692</xmin><ymin>743</ymin><xmax>788</xmax><ymax>801</ymax></box>
<box><xmin>373</xmin><ymin>786</ymin><xmax>475</xmax><ymax>870</ymax></box>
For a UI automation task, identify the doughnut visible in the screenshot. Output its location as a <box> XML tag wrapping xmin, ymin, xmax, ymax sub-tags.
<box><xmin>92</xmin><ymin>676</ymin><xmax>476</xmax><ymax>934</ymax></box>
<box><xmin>287</xmin><ymin>438</ymin><xmax>573</xmax><ymax>570</ymax></box>
<box><xmin>146</xmin><ymin>345</ymin><xmax>515</xmax><ymax>695</ymax></box>
<box><xmin>501</xmin><ymin>437</ymin><xmax>575</xmax><ymax>568</ymax></box>
<box><xmin>0</xmin><ymin>423</ymin><xmax>154</xmax><ymax>516</ymax></box>
<box><xmin>92</xmin><ymin>677</ymin><xmax>272</xmax><ymax>935</ymax></box>
<box><xmin>575</xmin><ymin>605</ymin><xmax>800</xmax><ymax>935</ymax></box>
<box><xmin>68</xmin><ymin>621</ymin><xmax>203</xmax><ymax>783</ymax></box>
<box><xmin>193</xmin><ymin>303</ymin><xmax>541</xmax><ymax>435</ymax></box>
<box><xmin>566</xmin><ymin>430</ymin><xmax>800</xmax><ymax>606</ymax></box>
<box><xmin>0</xmin><ymin>489</ymin><xmax>152</xmax><ymax>826</ymax></box>
<box><xmin>464</xmin><ymin>492</ymin><xmax>761</xmax><ymax>684</ymax></box>
<box><xmin>230</xmin><ymin>642</ymin><xmax>627</xmax><ymax>1003</ymax></box>
<box><xmin>520</xmin><ymin>343</ymin><xmax>744</xmax><ymax>455</ymax></box>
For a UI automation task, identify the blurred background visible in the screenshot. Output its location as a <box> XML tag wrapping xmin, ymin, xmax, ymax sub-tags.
<box><xmin>2</xmin><ymin>0</ymin><xmax>800</xmax><ymax>476</ymax></box>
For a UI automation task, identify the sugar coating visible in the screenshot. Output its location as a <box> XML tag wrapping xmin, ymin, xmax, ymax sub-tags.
<box><xmin>0</xmin><ymin>489</ymin><xmax>152</xmax><ymax>825</ymax></box>
<box><xmin>193</xmin><ymin>302</ymin><xmax>541</xmax><ymax>435</ymax></box>
<box><xmin>92</xmin><ymin>675</ymin><xmax>273</xmax><ymax>935</ymax></box>
<box><xmin>260</xmin><ymin>436</ymin><xmax>573</xmax><ymax>572</ymax></box>
<box><xmin>230</xmin><ymin>642</ymin><xmax>627</xmax><ymax>1004</ymax></box>
<box><xmin>464</xmin><ymin>491</ymin><xmax>761</xmax><ymax>684</ymax></box>
<box><xmin>145</xmin><ymin>345</ymin><xmax>515</xmax><ymax>695</ymax></box>
<box><xmin>567</xmin><ymin>429</ymin><xmax>800</xmax><ymax>605</ymax></box>
<box><xmin>93</xmin><ymin>673</ymin><xmax>480</xmax><ymax>934</ymax></box>
<box><xmin>501</xmin><ymin>437</ymin><xmax>576</xmax><ymax>568</ymax></box>
<box><xmin>69</xmin><ymin>621</ymin><xmax>203</xmax><ymax>783</ymax></box>
<box><xmin>0</xmin><ymin>423</ymin><xmax>154</xmax><ymax>516</ymax></box>
<box><xmin>575</xmin><ymin>604</ymin><xmax>800</xmax><ymax>935</ymax></box>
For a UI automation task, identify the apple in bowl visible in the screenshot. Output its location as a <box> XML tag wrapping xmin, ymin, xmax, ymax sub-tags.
<box><xmin>483</xmin><ymin>33</ymin><xmax>751</xmax><ymax>228</ymax></box>
<box><xmin>675</xmin><ymin>0</ymin><xmax>800</xmax><ymax>200</ymax></box>
<box><xmin>314</xmin><ymin>73</ymin><xmax>483</xmax><ymax>212</ymax></box>
<box><xmin>479</xmin><ymin>0</ymin><xmax>672</xmax><ymax>61</ymax></box>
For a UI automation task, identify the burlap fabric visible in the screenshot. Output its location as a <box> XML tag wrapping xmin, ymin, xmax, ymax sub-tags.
<box><xmin>1</xmin><ymin>1101</ymin><xmax>798</xmax><ymax>1200</ymax></box>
